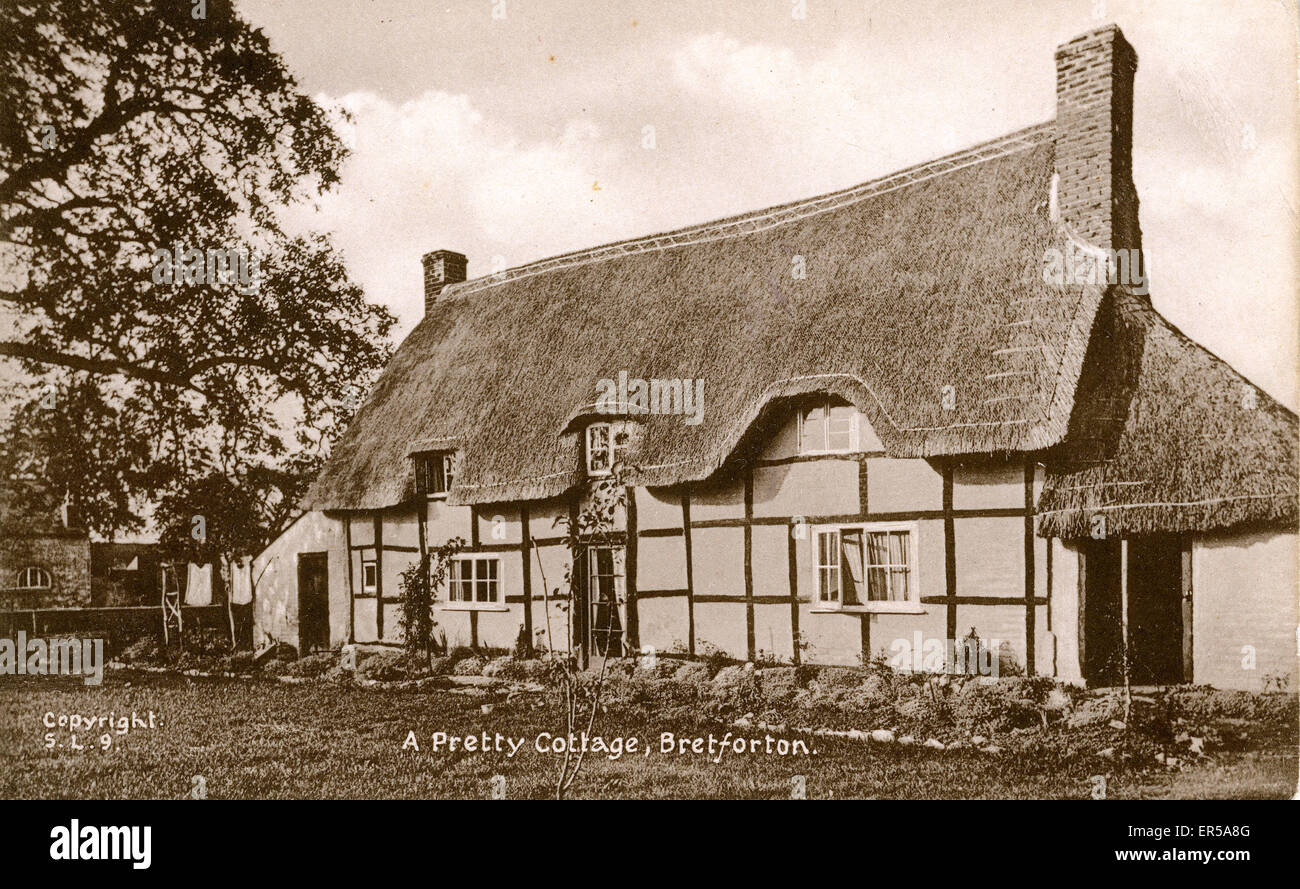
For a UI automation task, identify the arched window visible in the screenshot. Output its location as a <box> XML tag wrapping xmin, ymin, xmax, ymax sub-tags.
<box><xmin>15</xmin><ymin>566</ymin><xmax>52</xmax><ymax>590</ymax></box>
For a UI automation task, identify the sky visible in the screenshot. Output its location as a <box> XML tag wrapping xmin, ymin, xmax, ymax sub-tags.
<box><xmin>236</xmin><ymin>0</ymin><xmax>1300</xmax><ymax>410</ymax></box>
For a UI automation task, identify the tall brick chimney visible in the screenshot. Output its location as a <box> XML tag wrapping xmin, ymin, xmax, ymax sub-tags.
<box><xmin>1054</xmin><ymin>25</ymin><xmax>1141</xmax><ymax>253</ymax></box>
<box><xmin>422</xmin><ymin>249</ymin><xmax>467</xmax><ymax>312</ymax></box>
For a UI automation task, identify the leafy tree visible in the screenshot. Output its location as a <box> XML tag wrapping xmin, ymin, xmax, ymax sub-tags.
<box><xmin>0</xmin><ymin>0</ymin><xmax>395</xmax><ymax>541</ymax></box>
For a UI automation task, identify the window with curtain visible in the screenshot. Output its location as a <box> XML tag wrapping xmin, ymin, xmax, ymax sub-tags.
<box><xmin>361</xmin><ymin>555</ymin><xmax>377</xmax><ymax>595</ymax></box>
<box><xmin>813</xmin><ymin>524</ymin><xmax>916</xmax><ymax>609</ymax></box>
<box><xmin>587</xmin><ymin>545</ymin><xmax>625</xmax><ymax>656</ymax></box>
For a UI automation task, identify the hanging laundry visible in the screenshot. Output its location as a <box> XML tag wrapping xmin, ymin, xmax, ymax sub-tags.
<box><xmin>184</xmin><ymin>563</ymin><xmax>213</xmax><ymax>606</ymax></box>
<box><xmin>230</xmin><ymin>558</ymin><xmax>253</xmax><ymax>605</ymax></box>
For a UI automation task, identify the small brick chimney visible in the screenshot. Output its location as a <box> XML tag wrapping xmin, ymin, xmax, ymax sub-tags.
<box><xmin>422</xmin><ymin>249</ymin><xmax>467</xmax><ymax>312</ymax></box>
<box><xmin>1054</xmin><ymin>25</ymin><xmax>1141</xmax><ymax>253</ymax></box>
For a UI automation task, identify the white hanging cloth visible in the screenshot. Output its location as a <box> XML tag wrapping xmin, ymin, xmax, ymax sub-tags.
<box><xmin>184</xmin><ymin>562</ymin><xmax>213</xmax><ymax>606</ymax></box>
<box><xmin>230</xmin><ymin>558</ymin><xmax>253</xmax><ymax>605</ymax></box>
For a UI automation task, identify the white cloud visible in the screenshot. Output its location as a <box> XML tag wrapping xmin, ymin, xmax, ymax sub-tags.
<box><xmin>289</xmin><ymin>90</ymin><xmax>640</xmax><ymax>330</ymax></box>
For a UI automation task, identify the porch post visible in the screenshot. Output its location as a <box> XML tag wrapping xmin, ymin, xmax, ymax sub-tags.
<box><xmin>1180</xmin><ymin>538</ymin><xmax>1193</xmax><ymax>683</ymax></box>
<box><xmin>1120</xmin><ymin>538</ymin><xmax>1131</xmax><ymax>716</ymax></box>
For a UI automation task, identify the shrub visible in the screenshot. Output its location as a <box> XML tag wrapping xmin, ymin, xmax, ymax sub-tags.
<box><xmin>672</xmin><ymin>660</ymin><xmax>712</xmax><ymax>683</ymax></box>
<box><xmin>452</xmin><ymin>656</ymin><xmax>487</xmax><ymax>676</ymax></box>
<box><xmin>483</xmin><ymin>655</ymin><xmax>520</xmax><ymax>679</ymax></box>
<box><xmin>282</xmin><ymin>651</ymin><xmax>336</xmax><ymax>678</ymax></box>
<box><xmin>757</xmin><ymin>667</ymin><xmax>802</xmax><ymax>707</ymax></box>
<box><xmin>951</xmin><ymin>680</ymin><xmax>1043</xmax><ymax>732</ymax></box>
<box><xmin>354</xmin><ymin>649</ymin><xmax>415</xmax><ymax>681</ymax></box>
<box><xmin>184</xmin><ymin>626</ymin><xmax>232</xmax><ymax>658</ymax></box>
<box><xmin>119</xmin><ymin>635</ymin><xmax>162</xmax><ymax>664</ymax></box>
<box><xmin>707</xmin><ymin>664</ymin><xmax>762</xmax><ymax>714</ymax></box>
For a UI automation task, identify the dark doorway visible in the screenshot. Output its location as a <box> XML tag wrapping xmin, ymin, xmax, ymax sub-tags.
<box><xmin>297</xmin><ymin>553</ymin><xmax>330</xmax><ymax>654</ymax></box>
<box><xmin>1126</xmin><ymin>536</ymin><xmax>1184</xmax><ymax>685</ymax></box>
<box><xmin>1081</xmin><ymin>538</ymin><xmax>1123</xmax><ymax>686</ymax></box>
<box><xmin>1081</xmin><ymin>536</ymin><xmax>1187</xmax><ymax>686</ymax></box>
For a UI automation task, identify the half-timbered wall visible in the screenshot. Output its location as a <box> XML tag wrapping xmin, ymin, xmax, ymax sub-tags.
<box><xmin>254</xmin><ymin>408</ymin><xmax>1055</xmax><ymax>675</ymax></box>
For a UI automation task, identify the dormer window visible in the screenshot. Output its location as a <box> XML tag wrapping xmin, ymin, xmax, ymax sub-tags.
<box><xmin>586</xmin><ymin>421</ymin><xmax>629</xmax><ymax>476</ymax></box>
<box><xmin>414</xmin><ymin>451</ymin><xmax>455</xmax><ymax>498</ymax></box>
<box><xmin>798</xmin><ymin>397</ymin><xmax>858</xmax><ymax>454</ymax></box>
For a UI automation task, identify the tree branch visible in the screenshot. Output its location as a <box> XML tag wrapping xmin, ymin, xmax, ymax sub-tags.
<box><xmin>0</xmin><ymin>340</ymin><xmax>307</xmax><ymax>395</ymax></box>
<box><xmin>0</xmin><ymin>340</ymin><xmax>197</xmax><ymax>389</ymax></box>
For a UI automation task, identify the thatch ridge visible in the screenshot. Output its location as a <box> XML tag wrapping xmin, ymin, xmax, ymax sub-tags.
<box><xmin>442</xmin><ymin>123</ymin><xmax>1056</xmax><ymax>300</ymax></box>
<box><xmin>1036</xmin><ymin>290</ymin><xmax>1299</xmax><ymax>538</ymax></box>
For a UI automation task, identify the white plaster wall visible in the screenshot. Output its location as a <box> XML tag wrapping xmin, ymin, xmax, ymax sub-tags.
<box><xmin>1050</xmin><ymin>538</ymin><xmax>1082</xmax><ymax>684</ymax></box>
<box><xmin>1192</xmin><ymin>529</ymin><xmax>1299</xmax><ymax>691</ymax></box>
<box><xmin>252</xmin><ymin>511</ymin><xmax>346</xmax><ymax>650</ymax></box>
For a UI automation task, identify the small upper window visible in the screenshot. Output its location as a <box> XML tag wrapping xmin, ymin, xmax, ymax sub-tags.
<box><xmin>586</xmin><ymin>422</ymin><xmax>629</xmax><ymax>476</ymax></box>
<box><xmin>414</xmin><ymin>451</ymin><xmax>455</xmax><ymax>497</ymax></box>
<box><xmin>15</xmin><ymin>566</ymin><xmax>52</xmax><ymax>590</ymax></box>
<box><xmin>361</xmin><ymin>555</ymin><xmax>377</xmax><ymax>595</ymax></box>
<box><xmin>799</xmin><ymin>397</ymin><xmax>858</xmax><ymax>454</ymax></box>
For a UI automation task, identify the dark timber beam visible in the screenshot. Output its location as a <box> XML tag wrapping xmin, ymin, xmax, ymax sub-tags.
<box><xmin>374</xmin><ymin>514</ymin><xmax>384</xmax><ymax>640</ymax></box>
<box><xmin>690</xmin><ymin>507</ymin><xmax>1025</xmax><ymax>529</ymax></box>
<box><xmin>624</xmin><ymin>487</ymin><xmax>639</xmax><ymax>652</ymax></box>
<box><xmin>345</xmin><ymin>515</ymin><xmax>355</xmax><ymax>645</ymax></box>
<box><xmin>682</xmin><ymin>495</ymin><xmax>696</xmax><ymax>657</ymax></box>
<box><xmin>743</xmin><ymin>469</ymin><xmax>755</xmax><ymax>662</ymax></box>
<box><xmin>520</xmin><ymin>504</ymin><xmax>533</xmax><ymax>656</ymax></box>
<box><xmin>943</xmin><ymin>464</ymin><xmax>957</xmax><ymax>642</ymax></box>
<box><xmin>1024</xmin><ymin>460</ymin><xmax>1036</xmax><ymax>676</ymax></box>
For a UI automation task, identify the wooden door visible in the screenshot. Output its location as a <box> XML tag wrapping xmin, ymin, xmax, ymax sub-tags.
<box><xmin>297</xmin><ymin>553</ymin><xmax>330</xmax><ymax>654</ymax></box>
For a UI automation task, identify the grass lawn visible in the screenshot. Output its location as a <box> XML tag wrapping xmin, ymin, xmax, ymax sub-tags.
<box><xmin>1</xmin><ymin>674</ymin><xmax>1294</xmax><ymax>799</ymax></box>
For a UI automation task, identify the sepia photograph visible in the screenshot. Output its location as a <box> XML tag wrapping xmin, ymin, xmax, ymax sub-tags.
<box><xmin>1</xmin><ymin>0</ymin><xmax>1297</xmax><ymax>849</ymax></box>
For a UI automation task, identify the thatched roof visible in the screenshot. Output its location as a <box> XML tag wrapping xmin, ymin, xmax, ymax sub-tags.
<box><xmin>1036</xmin><ymin>290</ymin><xmax>1298</xmax><ymax>538</ymax></box>
<box><xmin>306</xmin><ymin>121</ymin><xmax>1121</xmax><ymax>510</ymax></box>
<box><xmin>305</xmin><ymin>117</ymin><xmax>1298</xmax><ymax>537</ymax></box>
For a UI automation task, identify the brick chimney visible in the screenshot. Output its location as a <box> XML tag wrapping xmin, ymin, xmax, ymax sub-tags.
<box><xmin>1054</xmin><ymin>25</ymin><xmax>1141</xmax><ymax>253</ymax></box>
<box><xmin>422</xmin><ymin>249</ymin><xmax>467</xmax><ymax>312</ymax></box>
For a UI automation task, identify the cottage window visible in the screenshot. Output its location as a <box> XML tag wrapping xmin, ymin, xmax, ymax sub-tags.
<box><xmin>446</xmin><ymin>557</ymin><xmax>503</xmax><ymax>608</ymax></box>
<box><xmin>585</xmin><ymin>422</ymin><xmax>629</xmax><ymax>476</ymax></box>
<box><xmin>813</xmin><ymin>523</ymin><xmax>920</xmax><ymax>613</ymax></box>
<box><xmin>799</xmin><ymin>397</ymin><xmax>858</xmax><ymax>454</ymax></box>
<box><xmin>14</xmin><ymin>566</ymin><xmax>52</xmax><ymax>590</ymax></box>
<box><xmin>361</xmin><ymin>555</ymin><xmax>378</xmax><ymax>595</ymax></box>
<box><xmin>587</xmin><ymin>545</ymin><xmax>625</xmax><ymax>656</ymax></box>
<box><xmin>414</xmin><ymin>451</ymin><xmax>455</xmax><ymax>497</ymax></box>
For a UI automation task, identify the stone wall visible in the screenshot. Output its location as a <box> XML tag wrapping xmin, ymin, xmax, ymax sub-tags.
<box><xmin>0</xmin><ymin>534</ymin><xmax>92</xmax><ymax>609</ymax></box>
